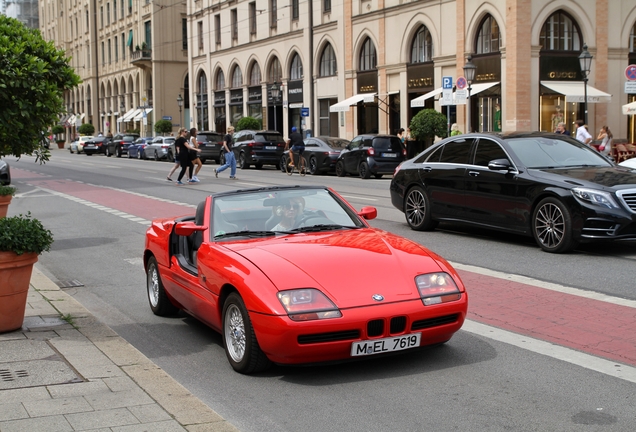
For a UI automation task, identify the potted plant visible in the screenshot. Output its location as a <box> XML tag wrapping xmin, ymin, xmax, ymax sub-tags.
<box><xmin>0</xmin><ymin>185</ymin><xmax>16</xmax><ymax>218</ymax></box>
<box><xmin>52</xmin><ymin>124</ymin><xmax>66</xmax><ymax>149</ymax></box>
<box><xmin>0</xmin><ymin>212</ymin><xmax>54</xmax><ymax>333</ymax></box>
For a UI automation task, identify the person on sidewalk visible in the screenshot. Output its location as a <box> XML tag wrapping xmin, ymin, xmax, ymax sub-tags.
<box><xmin>575</xmin><ymin>119</ymin><xmax>592</xmax><ymax>146</ymax></box>
<box><xmin>214</xmin><ymin>126</ymin><xmax>237</xmax><ymax>179</ymax></box>
<box><xmin>175</xmin><ymin>128</ymin><xmax>201</xmax><ymax>185</ymax></box>
<box><xmin>189</xmin><ymin>128</ymin><xmax>202</xmax><ymax>182</ymax></box>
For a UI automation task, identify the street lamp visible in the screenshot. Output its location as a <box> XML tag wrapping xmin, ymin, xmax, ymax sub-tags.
<box><xmin>176</xmin><ymin>94</ymin><xmax>184</xmax><ymax>128</ymax></box>
<box><xmin>463</xmin><ymin>55</ymin><xmax>477</xmax><ymax>133</ymax></box>
<box><xmin>270</xmin><ymin>82</ymin><xmax>281</xmax><ymax>133</ymax></box>
<box><xmin>578</xmin><ymin>43</ymin><xmax>593</xmax><ymax>125</ymax></box>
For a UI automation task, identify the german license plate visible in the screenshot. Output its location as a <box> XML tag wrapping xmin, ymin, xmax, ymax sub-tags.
<box><xmin>85</xmin><ymin>144</ymin><xmax>94</xmax><ymax>148</ymax></box>
<box><xmin>350</xmin><ymin>333</ymin><xmax>421</xmax><ymax>357</ymax></box>
<box><xmin>382</xmin><ymin>153</ymin><xmax>397</xmax><ymax>157</ymax></box>
<box><xmin>265</xmin><ymin>146</ymin><xmax>277</xmax><ymax>150</ymax></box>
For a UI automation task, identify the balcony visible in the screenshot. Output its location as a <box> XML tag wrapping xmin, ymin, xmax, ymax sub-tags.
<box><xmin>131</xmin><ymin>49</ymin><xmax>152</xmax><ymax>69</ymax></box>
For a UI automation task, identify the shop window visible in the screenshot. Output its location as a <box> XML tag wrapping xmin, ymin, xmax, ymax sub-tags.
<box><xmin>359</xmin><ymin>38</ymin><xmax>376</xmax><ymax>71</ymax></box>
<box><xmin>411</xmin><ymin>26</ymin><xmax>433</xmax><ymax>63</ymax></box>
<box><xmin>476</xmin><ymin>15</ymin><xmax>501</xmax><ymax>54</ymax></box>
<box><xmin>540</xmin><ymin>11</ymin><xmax>581</xmax><ymax>52</ymax></box>
<box><xmin>320</xmin><ymin>43</ymin><xmax>337</xmax><ymax>77</ymax></box>
<box><xmin>290</xmin><ymin>53</ymin><xmax>303</xmax><ymax>80</ymax></box>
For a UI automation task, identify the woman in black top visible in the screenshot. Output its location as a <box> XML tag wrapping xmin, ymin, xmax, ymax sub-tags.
<box><xmin>175</xmin><ymin>128</ymin><xmax>201</xmax><ymax>184</ymax></box>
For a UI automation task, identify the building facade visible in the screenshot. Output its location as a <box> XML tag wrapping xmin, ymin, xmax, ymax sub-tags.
<box><xmin>40</xmin><ymin>0</ymin><xmax>188</xmax><ymax>141</ymax></box>
<box><xmin>4</xmin><ymin>0</ymin><xmax>39</xmax><ymax>29</ymax></box>
<box><xmin>188</xmin><ymin>0</ymin><xmax>636</xmax><ymax>142</ymax></box>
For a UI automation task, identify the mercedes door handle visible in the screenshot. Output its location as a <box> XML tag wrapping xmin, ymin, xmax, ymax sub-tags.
<box><xmin>468</xmin><ymin>171</ymin><xmax>480</xmax><ymax>177</ymax></box>
<box><xmin>422</xmin><ymin>167</ymin><xmax>432</xmax><ymax>172</ymax></box>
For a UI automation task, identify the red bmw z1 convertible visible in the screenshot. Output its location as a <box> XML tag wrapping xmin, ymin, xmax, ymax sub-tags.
<box><xmin>144</xmin><ymin>185</ymin><xmax>468</xmax><ymax>373</ymax></box>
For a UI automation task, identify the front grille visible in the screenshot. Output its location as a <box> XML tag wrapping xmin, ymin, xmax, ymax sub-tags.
<box><xmin>617</xmin><ymin>190</ymin><xmax>636</xmax><ymax>213</ymax></box>
<box><xmin>411</xmin><ymin>314</ymin><xmax>459</xmax><ymax>331</ymax></box>
<box><xmin>298</xmin><ymin>330</ymin><xmax>360</xmax><ymax>345</ymax></box>
<box><xmin>368</xmin><ymin>319</ymin><xmax>384</xmax><ymax>337</ymax></box>
<box><xmin>390</xmin><ymin>316</ymin><xmax>407</xmax><ymax>334</ymax></box>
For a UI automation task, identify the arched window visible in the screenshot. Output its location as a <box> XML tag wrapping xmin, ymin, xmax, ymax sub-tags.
<box><xmin>540</xmin><ymin>11</ymin><xmax>581</xmax><ymax>51</ymax></box>
<box><xmin>319</xmin><ymin>43</ymin><xmax>337</xmax><ymax>77</ymax></box>
<box><xmin>198</xmin><ymin>72</ymin><xmax>207</xmax><ymax>94</ymax></box>
<box><xmin>215</xmin><ymin>70</ymin><xmax>225</xmax><ymax>90</ymax></box>
<box><xmin>359</xmin><ymin>37</ymin><xmax>376</xmax><ymax>71</ymax></box>
<box><xmin>269</xmin><ymin>57</ymin><xmax>282</xmax><ymax>82</ymax></box>
<box><xmin>250</xmin><ymin>63</ymin><xmax>261</xmax><ymax>86</ymax></box>
<box><xmin>476</xmin><ymin>15</ymin><xmax>501</xmax><ymax>54</ymax></box>
<box><xmin>231</xmin><ymin>66</ymin><xmax>243</xmax><ymax>88</ymax></box>
<box><xmin>630</xmin><ymin>22</ymin><xmax>636</xmax><ymax>52</ymax></box>
<box><xmin>290</xmin><ymin>53</ymin><xmax>303</xmax><ymax>80</ymax></box>
<box><xmin>411</xmin><ymin>26</ymin><xmax>433</xmax><ymax>63</ymax></box>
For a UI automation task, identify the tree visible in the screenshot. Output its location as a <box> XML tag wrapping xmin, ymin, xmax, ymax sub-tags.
<box><xmin>0</xmin><ymin>16</ymin><xmax>80</xmax><ymax>162</ymax></box>
<box><xmin>409</xmin><ymin>109</ymin><xmax>448</xmax><ymax>147</ymax></box>
<box><xmin>78</xmin><ymin>123</ymin><xmax>95</xmax><ymax>135</ymax></box>
<box><xmin>154</xmin><ymin>119</ymin><xmax>173</xmax><ymax>135</ymax></box>
<box><xmin>236</xmin><ymin>116</ymin><xmax>262</xmax><ymax>131</ymax></box>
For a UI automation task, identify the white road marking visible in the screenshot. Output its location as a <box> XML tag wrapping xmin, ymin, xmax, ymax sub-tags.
<box><xmin>235</xmin><ymin>181</ymin><xmax>264</xmax><ymax>187</ymax></box>
<box><xmin>462</xmin><ymin>320</ymin><xmax>636</xmax><ymax>384</ymax></box>
<box><xmin>340</xmin><ymin>195</ymin><xmax>378</xmax><ymax>201</ymax></box>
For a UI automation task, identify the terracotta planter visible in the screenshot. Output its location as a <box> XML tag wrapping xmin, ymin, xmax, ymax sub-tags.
<box><xmin>0</xmin><ymin>252</ymin><xmax>38</xmax><ymax>333</ymax></box>
<box><xmin>0</xmin><ymin>194</ymin><xmax>11</xmax><ymax>218</ymax></box>
<box><xmin>56</xmin><ymin>141</ymin><xmax>65</xmax><ymax>149</ymax></box>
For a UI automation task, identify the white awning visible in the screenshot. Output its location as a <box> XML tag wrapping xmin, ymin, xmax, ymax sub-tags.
<box><xmin>540</xmin><ymin>81</ymin><xmax>612</xmax><ymax>103</ymax></box>
<box><xmin>66</xmin><ymin>114</ymin><xmax>76</xmax><ymax>125</ymax></box>
<box><xmin>411</xmin><ymin>87</ymin><xmax>443</xmax><ymax>107</ymax></box>
<box><xmin>467</xmin><ymin>81</ymin><xmax>500</xmax><ymax>96</ymax></box>
<box><xmin>329</xmin><ymin>93</ymin><xmax>376</xmax><ymax>112</ymax></box>
<box><xmin>133</xmin><ymin>108</ymin><xmax>153</xmax><ymax>121</ymax></box>
<box><xmin>623</xmin><ymin>101</ymin><xmax>636</xmax><ymax>115</ymax></box>
<box><xmin>119</xmin><ymin>108</ymin><xmax>139</xmax><ymax>122</ymax></box>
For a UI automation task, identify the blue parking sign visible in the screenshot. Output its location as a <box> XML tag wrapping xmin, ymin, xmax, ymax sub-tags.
<box><xmin>442</xmin><ymin>76</ymin><xmax>453</xmax><ymax>90</ymax></box>
<box><xmin>301</xmin><ymin>107</ymin><xmax>309</xmax><ymax>117</ymax></box>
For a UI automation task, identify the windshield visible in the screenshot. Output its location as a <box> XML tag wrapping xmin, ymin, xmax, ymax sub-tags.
<box><xmin>324</xmin><ymin>138</ymin><xmax>350</xmax><ymax>149</ymax></box>
<box><xmin>255</xmin><ymin>133</ymin><xmax>283</xmax><ymax>143</ymax></box>
<box><xmin>211</xmin><ymin>188</ymin><xmax>364</xmax><ymax>239</ymax></box>
<box><xmin>507</xmin><ymin>137</ymin><xmax>612</xmax><ymax>169</ymax></box>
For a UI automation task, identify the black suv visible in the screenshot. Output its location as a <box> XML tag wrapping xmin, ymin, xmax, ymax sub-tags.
<box><xmin>335</xmin><ymin>134</ymin><xmax>406</xmax><ymax>179</ymax></box>
<box><xmin>232</xmin><ymin>130</ymin><xmax>286</xmax><ymax>169</ymax></box>
<box><xmin>83</xmin><ymin>136</ymin><xmax>113</xmax><ymax>155</ymax></box>
<box><xmin>106</xmin><ymin>133</ymin><xmax>140</xmax><ymax>157</ymax></box>
<box><xmin>196</xmin><ymin>131</ymin><xmax>224</xmax><ymax>164</ymax></box>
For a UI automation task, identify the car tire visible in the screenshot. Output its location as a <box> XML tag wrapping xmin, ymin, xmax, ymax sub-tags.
<box><xmin>405</xmin><ymin>186</ymin><xmax>438</xmax><ymax>231</ymax></box>
<box><xmin>359</xmin><ymin>162</ymin><xmax>371</xmax><ymax>179</ymax></box>
<box><xmin>239</xmin><ymin>153</ymin><xmax>249</xmax><ymax>169</ymax></box>
<box><xmin>128</xmin><ymin>151</ymin><xmax>133</xmax><ymax>159</ymax></box>
<box><xmin>308</xmin><ymin>156</ymin><xmax>319</xmax><ymax>175</ymax></box>
<box><xmin>374</xmin><ymin>174</ymin><xmax>383</xmax><ymax>179</ymax></box>
<box><xmin>200</xmin><ymin>158</ymin><xmax>207</xmax><ymax>164</ymax></box>
<box><xmin>86</xmin><ymin>153</ymin><xmax>92</xmax><ymax>156</ymax></box>
<box><xmin>116</xmin><ymin>147</ymin><xmax>122</xmax><ymax>158</ymax></box>
<box><xmin>137</xmin><ymin>151</ymin><xmax>142</xmax><ymax>160</ymax></box>
<box><xmin>167</xmin><ymin>150</ymin><xmax>174</xmax><ymax>163</ymax></box>
<box><xmin>69</xmin><ymin>147</ymin><xmax>73</xmax><ymax>153</ymax></box>
<box><xmin>255</xmin><ymin>163</ymin><xmax>263</xmax><ymax>169</ymax></box>
<box><xmin>222</xmin><ymin>292</ymin><xmax>271</xmax><ymax>374</ymax></box>
<box><xmin>154</xmin><ymin>150</ymin><xmax>160</xmax><ymax>161</ymax></box>
<box><xmin>105</xmin><ymin>147</ymin><xmax>111</xmax><ymax>157</ymax></box>
<box><xmin>220</xmin><ymin>153</ymin><xmax>226</xmax><ymax>165</ymax></box>
<box><xmin>335</xmin><ymin>160</ymin><xmax>346</xmax><ymax>177</ymax></box>
<box><xmin>532</xmin><ymin>197</ymin><xmax>578</xmax><ymax>253</ymax></box>
<box><xmin>146</xmin><ymin>256</ymin><xmax>179</xmax><ymax>316</ymax></box>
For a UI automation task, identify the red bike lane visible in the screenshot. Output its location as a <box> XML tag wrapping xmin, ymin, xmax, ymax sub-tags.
<box><xmin>13</xmin><ymin>167</ymin><xmax>636</xmax><ymax>368</ymax></box>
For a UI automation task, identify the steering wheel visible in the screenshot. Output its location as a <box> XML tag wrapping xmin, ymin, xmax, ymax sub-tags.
<box><xmin>294</xmin><ymin>211</ymin><xmax>331</xmax><ymax>228</ymax></box>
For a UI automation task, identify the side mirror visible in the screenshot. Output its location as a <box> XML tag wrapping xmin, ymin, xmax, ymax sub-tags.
<box><xmin>345</xmin><ymin>144</ymin><xmax>351</xmax><ymax>150</ymax></box>
<box><xmin>358</xmin><ymin>206</ymin><xmax>377</xmax><ymax>220</ymax></box>
<box><xmin>488</xmin><ymin>158</ymin><xmax>513</xmax><ymax>171</ymax></box>
<box><xmin>175</xmin><ymin>221</ymin><xmax>206</xmax><ymax>236</ymax></box>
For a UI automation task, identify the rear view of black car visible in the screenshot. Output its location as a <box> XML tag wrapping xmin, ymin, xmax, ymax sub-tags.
<box><xmin>335</xmin><ymin>134</ymin><xmax>406</xmax><ymax>179</ymax></box>
<box><xmin>106</xmin><ymin>133</ymin><xmax>139</xmax><ymax>157</ymax></box>
<box><xmin>232</xmin><ymin>130</ymin><xmax>286</xmax><ymax>169</ymax></box>
<box><xmin>83</xmin><ymin>137</ymin><xmax>112</xmax><ymax>155</ymax></box>
<box><xmin>390</xmin><ymin>132</ymin><xmax>636</xmax><ymax>253</ymax></box>
<box><xmin>196</xmin><ymin>131</ymin><xmax>224</xmax><ymax>164</ymax></box>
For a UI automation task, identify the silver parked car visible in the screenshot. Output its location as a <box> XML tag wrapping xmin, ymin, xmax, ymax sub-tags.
<box><xmin>144</xmin><ymin>136</ymin><xmax>176</xmax><ymax>161</ymax></box>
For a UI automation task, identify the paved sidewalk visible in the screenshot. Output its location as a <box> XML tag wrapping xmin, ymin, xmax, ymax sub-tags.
<box><xmin>0</xmin><ymin>266</ymin><xmax>239</xmax><ymax>432</ymax></box>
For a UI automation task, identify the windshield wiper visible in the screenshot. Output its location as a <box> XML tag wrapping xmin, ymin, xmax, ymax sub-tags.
<box><xmin>214</xmin><ymin>230</ymin><xmax>277</xmax><ymax>239</ymax></box>
<box><xmin>285</xmin><ymin>224</ymin><xmax>360</xmax><ymax>233</ymax></box>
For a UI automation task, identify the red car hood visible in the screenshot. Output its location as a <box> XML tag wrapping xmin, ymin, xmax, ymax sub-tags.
<box><xmin>224</xmin><ymin>228</ymin><xmax>444</xmax><ymax>308</ymax></box>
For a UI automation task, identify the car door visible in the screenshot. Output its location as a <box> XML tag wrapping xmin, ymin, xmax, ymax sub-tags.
<box><xmin>463</xmin><ymin>138</ymin><xmax>529</xmax><ymax>231</ymax></box>
<box><xmin>419</xmin><ymin>138</ymin><xmax>475</xmax><ymax>219</ymax></box>
<box><xmin>343</xmin><ymin>136</ymin><xmax>364</xmax><ymax>173</ymax></box>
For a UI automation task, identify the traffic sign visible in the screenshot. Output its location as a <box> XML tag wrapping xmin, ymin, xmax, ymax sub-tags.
<box><xmin>455</xmin><ymin>89</ymin><xmax>467</xmax><ymax>104</ymax></box>
<box><xmin>442</xmin><ymin>76</ymin><xmax>453</xmax><ymax>89</ymax></box>
<box><xmin>625</xmin><ymin>65</ymin><xmax>636</xmax><ymax>81</ymax></box>
<box><xmin>162</xmin><ymin>116</ymin><xmax>172</xmax><ymax>121</ymax></box>
<box><xmin>301</xmin><ymin>107</ymin><xmax>309</xmax><ymax>117</ymax></box>
<box><xmin>456</xmin><ymin>77</ymin><xmax>467</xmax><ymax>90</ymax></box>
<box><xmin>626</xmin><ymin>81</ymin><xmax>636</xmax><ymax>93</ymax></box>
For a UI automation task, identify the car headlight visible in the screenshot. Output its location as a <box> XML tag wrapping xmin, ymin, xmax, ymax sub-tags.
<box><xmin>571</xmin><ymin>187</ymin><xmax>619</xmax><ymax>209</ymax></box>
<box><xmin>415</xmin><ymin>273</ymin><xmax>461</xmax><ymax>306</ymax></box>
<box><xmin>278</xmin><ymin>289</ymin><xmax>342</xmax><ymax>321</ymax></box>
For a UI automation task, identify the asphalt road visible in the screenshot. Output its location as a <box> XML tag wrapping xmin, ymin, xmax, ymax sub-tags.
<box><xmin>5</xmin><ymin>149</ymin><xmax>636</xmax><ymax>431</ymax></box>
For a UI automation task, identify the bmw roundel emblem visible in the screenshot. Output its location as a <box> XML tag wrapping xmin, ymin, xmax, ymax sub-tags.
<box><xmin>372</xmin><ymin>294</ymin><xmax>384</xmax><ymax>302</ymax></box>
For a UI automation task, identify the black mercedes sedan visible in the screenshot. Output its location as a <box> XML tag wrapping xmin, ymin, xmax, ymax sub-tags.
<box><xmin>390</xmin><ymin>132</ymin><xmax>636</xmax><ymax>253</ymax></box>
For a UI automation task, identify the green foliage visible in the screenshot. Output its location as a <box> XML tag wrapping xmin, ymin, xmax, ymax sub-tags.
<box><xmin>154</xmin><ymin>119</ymin><xmax>173</xmax><ymax>135</ymax></box>
<box><xmin>0</xmin><ymin>185</ymin><xmax>16</xmax><ymax>196</ymax></box>
<box><xmin>409</xmin><ymin>109</ymin><xmax>448</xmax><ymax>142</ymax></box>
<box><xmin>78</xmin><ymin>123</ymin><xmax>95</xmax><ymax>135</ymax></box>
<box><xmin>0</xmin><ymin>212</ymin><xmax>54</xmax><ymax>255</ymax></box>
<box><xmin>51</xmin><ymin>125</ymin><xmax>65</xmax><ymax>135</ymax></box>
<box><xmin>0</xmin><ymin>16</ymin><xmax>80</xmax><ymax>162</ymax></box>
<box><xmin>236</xmin><ymin>116</ymin><xmax>262</xmax><ymax>131</ymax></box>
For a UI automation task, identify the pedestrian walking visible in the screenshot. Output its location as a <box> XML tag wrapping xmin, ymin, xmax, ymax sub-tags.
<box><xmin>596</xmin><ymin>125</ymin><xmax>613</xmax><ymax>155</ymax></box>
<box><xmin>189</xmin><ymin>128</ymin><xmax>202</xmax><ymax>182</ymax></box>
<box><xmin>175</xmin><ymin>128</ymin><xmax>201</xmax><ymax>185</ymax></box>
<box><xmin>166</xmin><ymin>146</ymin><xmax>183</xmax><ymax>181</ymax></box>
<box><xmin>214</xmin><ymin>126</ymin><xmax>237</xmax><ymax>179</ymax></box>
<box><xmin>575</xmin><ymin>119</ymin><xmax>592</xmax><ymax>146</ymax></box>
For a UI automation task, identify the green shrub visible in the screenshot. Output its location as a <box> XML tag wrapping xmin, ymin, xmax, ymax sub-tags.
<box><xmin>51</xmin><ymin>125</ymin><xmax>65</xmax><ymax>135</ymax></box>
<box><xmin>155</xmin><ymin>119</ymin><xmax>173</xmax><ymax>135</ymax></box>
<box><xmin>0</xmin><ymin>212</ymin><xmax>54</xmax><ymax>255</ymax></box>
<box><xmin>0</xmin><ymin>185</ymin><xmax>16</xmax><ymax>196</ymax></box>
<box><xmin>409</xmin><ymin>109</ymin><xmax>448</xmax><ymax>143</ymax></box>
<box><xmin>78</xmin><ymin>123</ymin><xmax>95</xmax><ymax>135</ymax></box>
<box><xmin>236</xmin><ymin>116</ymin><xmax>262</xmax><ymax>131</ymax></box>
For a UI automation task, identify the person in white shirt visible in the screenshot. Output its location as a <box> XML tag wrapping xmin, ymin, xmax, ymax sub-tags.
<box><xmin>575</xmin><ymin>119</ymin><xmax>592</xmax><ymax>146</ymax></box>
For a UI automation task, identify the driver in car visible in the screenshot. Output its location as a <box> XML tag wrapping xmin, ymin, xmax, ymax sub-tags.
<box><xmin>271</xmin><ymin>197</ymin><xmax>305</xmax><ymax>231</ymax></box>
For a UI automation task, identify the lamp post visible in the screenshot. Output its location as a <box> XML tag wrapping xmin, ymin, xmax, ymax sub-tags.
<box><xmin>119</xmin><ymin>101</ymin><xmax>125</xmax><ymax>133</ymax></box>
<box><xmin>270</xmin><ymin>82</ymin><xmax>281</xmax><ymax>133</ymax></box>
<box><xmin>176</xmin><ymin>94</ymin><xmax>184</xmax><ymax>129</ymax></box>
<box><xmin>463</xmin><ymin>55</ymin><xmax>477</xmax><ymax>133</ymax></box>
<box><xmin>578</xmin><ymin>43</ymin><xmax>592</xmax><ymax>125</ymax></box>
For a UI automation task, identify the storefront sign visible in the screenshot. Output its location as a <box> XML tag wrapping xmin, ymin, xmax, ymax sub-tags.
<box><xmin>540</xmin><ymin>55</ymin><xmax>582</xmax><ymax>81</ymax></box>
<box><xmin>472</xmin><ymin>55</ymin><xmax>501</xmax><ymax>82</ymax></box>
<box><xmin>407</xmin><ymin>63</ymin><xmax>434</xmax><ymax>91</ymax></box>
<box><xmin>288</xmin><ymin>80</ymin><xmax>304</xmax><ymax>104</ymax></box>
<box><xmin>357</xmin><ymin>72</ymin><xmax>377</xmax><ymax>94</ymax></box>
